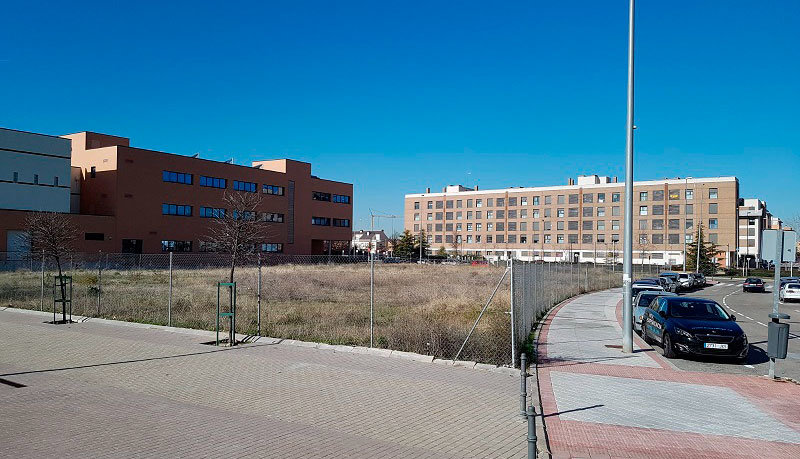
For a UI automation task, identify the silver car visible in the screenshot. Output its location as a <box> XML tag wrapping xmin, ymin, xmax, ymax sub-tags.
<box><xmin>633</xmin><ymin>290</ymin><xmax>678</xmax><ymax>332</ymax></box>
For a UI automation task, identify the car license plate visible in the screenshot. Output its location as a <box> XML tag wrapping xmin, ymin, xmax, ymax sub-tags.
<box><xmin>704</xmin><ymin>343</ymin><xmax>728</xmax><ymax>349</ymax></box>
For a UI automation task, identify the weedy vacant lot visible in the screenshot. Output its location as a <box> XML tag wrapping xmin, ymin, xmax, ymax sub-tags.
<box><xmin>0</xmin><ymin>263</ymin><xmax>514</xmax><ymax>363</ymax></box>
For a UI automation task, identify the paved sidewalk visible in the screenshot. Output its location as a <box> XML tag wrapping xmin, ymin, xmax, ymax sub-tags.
<box><xmin>538</xmin><ymin>289</ymin><xmax>800</xmax><ymax>459</ymax></box>
<box><xmin>0</xmin><ymin>308</ymin><xmax>526</xmax><ymax>458</ymax></box>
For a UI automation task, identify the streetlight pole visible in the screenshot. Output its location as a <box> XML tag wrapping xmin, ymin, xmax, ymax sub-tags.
<box><xmin>683</xmin><ymin>177</ymin><xmax>690</xmax><ymax>271</ymax></box>
<box><xmin>696</xmin><ymin>184</ymin><xmax>703</xmax><ymax>273</ymax></box>
<box><xmin>622</xmin><ymin>0</ymin><xmax>636</xmax><ymax>354</ymax></box>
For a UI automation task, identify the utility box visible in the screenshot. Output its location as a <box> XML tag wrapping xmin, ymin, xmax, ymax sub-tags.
<box><xmin>767</xmin><ymin>321</ymin><xmax>790</xmax><ymax>359</ymax></box>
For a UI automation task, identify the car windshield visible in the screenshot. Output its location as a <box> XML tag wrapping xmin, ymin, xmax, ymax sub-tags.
<box><xmin>787</xmin><ymin>284</ymin><xmax>800</xmax><ymax>289</ymax></box>
<box><xmin>668</xmin><ymin>300</ymin><xmax>730</xmax><ymax>320</ymax></box>
<box><xmin>745</xmin><ymin>278</ymin><xmax>760</xmax><ymax>283</ymax></box>
<box><xmin>637</xmin><ymin>295</ymin><xmax>657</xmax><ymax>308</ymax></box>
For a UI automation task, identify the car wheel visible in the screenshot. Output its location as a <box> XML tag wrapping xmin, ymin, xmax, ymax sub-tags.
<box><xmin>661</xmin><ymin>332</ymin><xmax>675</xmax><ymax>358</ymax></box>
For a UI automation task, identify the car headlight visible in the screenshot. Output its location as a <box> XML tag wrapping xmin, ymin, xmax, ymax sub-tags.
<box><xmin>675</xmin><ymin>328</ymin><xmax>693</xmax><ymax>339</ymax></box>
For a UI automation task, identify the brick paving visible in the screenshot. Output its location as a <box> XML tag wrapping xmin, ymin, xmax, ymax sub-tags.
<box><xmin>538</xmin><ymin>289</ymin><xmax>800</xmax><ymax>458</ymax></box>
<box><xmin>0</xmin><ymin>309</ymin><xmax>526</xmax><ymax>458</ymax></box>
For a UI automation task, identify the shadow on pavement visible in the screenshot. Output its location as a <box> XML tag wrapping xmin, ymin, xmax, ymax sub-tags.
<box><xmin>544</xmin><ymin>404</ymin><xmax>604</xmax><ymax>418</ymax></box>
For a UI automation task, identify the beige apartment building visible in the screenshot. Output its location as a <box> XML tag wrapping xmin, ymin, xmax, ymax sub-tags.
<box><xmin>404</xmin><ymin>175</ymin><xmax>739</xmax><ymax>267</ymax></box>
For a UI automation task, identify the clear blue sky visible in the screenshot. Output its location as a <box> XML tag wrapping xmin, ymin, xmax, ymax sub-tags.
<box><xmin>2</xmin><ymin>1</ymin><xmax>798</xmax><ymax>232</ymax></box>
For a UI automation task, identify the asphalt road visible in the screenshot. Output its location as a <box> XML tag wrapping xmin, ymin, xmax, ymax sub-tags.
<box><xmin>647</xmin><ymin>278</ymin><xmax>800</xmax><ymax>381</ymax></box>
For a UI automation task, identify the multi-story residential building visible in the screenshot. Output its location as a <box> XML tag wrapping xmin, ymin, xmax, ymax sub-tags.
<box><xmin>404</xmin><ymin>175</ymin><xmax>740</xmax><ymax>267</ymax></box>
<box><xmin>737</xmin><ymin>198</ymin><xmax>784</xmax><ymax>267</ymax></box>
<box><xmin>1</xmin><ymin>129</ymin><xmax>353</xmax><ymax>256</ymax></box>
<box><xmin>351</xmin><ymin>230</ymin><xmax>390</xmax><ymax>254</ymax></box>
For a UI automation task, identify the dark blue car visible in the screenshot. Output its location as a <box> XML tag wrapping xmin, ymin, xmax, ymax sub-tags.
<box><xmin>641</xmin><ymin>297</ymin><xmax>748</xmax><ymax>362</ymax></box>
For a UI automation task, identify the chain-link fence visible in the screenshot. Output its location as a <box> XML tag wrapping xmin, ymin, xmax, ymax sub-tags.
<box><xmin>2</xmin><ymin>251</ymin><xmax>668</xmax><ymax>366</ymax></box>
<box><xmin>0</xmin><ymin>252</ymin><xmax>513</xmax><ymax>364</ymax></box>
<box><xmin>509</xmin><ymin>260</ymin><xmax>623</xmax><ymax>367</ymax></box>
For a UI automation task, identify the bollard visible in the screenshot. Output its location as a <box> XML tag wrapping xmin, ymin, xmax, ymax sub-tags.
<box><xmin>520</xmin><ymin>352</ymin><xmax>527</xmax><ymax>417</ymax></box>
<box><xmin>527</xmin><ymin>405</ymin><xmax>537</xmax><ymax>458</ymax></box>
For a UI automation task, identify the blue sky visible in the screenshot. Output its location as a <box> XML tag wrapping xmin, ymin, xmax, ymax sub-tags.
<box><xmin>2</xmin><ymin>1</ymin><xmax>798</xmax><ymax>232</ymax></box>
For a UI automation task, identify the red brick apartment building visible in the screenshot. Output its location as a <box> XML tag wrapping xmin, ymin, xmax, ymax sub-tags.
<box><xmin>0</xmin><ymin>128</ymin><xmax>352</xmax><ymax>255</ymax></box>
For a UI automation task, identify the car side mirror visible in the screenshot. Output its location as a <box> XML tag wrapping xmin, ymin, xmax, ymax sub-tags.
<box><xmin>658</xmin><ymin>310</ymin><xmax>667</xmax><ymax>318</ymax></box>
<box><xmin>730</xmin><ymin>315</ymin><xmax>736</xmax><ymax>321</ymax></box>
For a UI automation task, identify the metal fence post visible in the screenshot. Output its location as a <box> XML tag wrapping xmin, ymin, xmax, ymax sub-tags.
<box><xmin>527</xmin><ymin>405</ymin><xmax>537</xmax><ymax>458</ymax></box>
<box><xmin>97</xmin><ymin>254</ymin><xmax>102</xmax><ymax>317</ymax></box>
<box><xmin>257</xmin><ymin>252</ymin><xmax>262</xmax><ymax>336</ymax></box>
<box><xmin>510</xmin><ymin>258</ymin><xmax>516</xmax><ymax>368</ymax></box>
<box><xmin>520</xmin><ymin>352</ymin><xmax>527</xmax><ymax>417</ymax></box>
<box><xmin>168</xmin><ymin>251</ymin><xmax>173</xmax><ymax>327</ymax></box>
<box><xmin>40</xmin><ymin>251</ymin><xmax>45</xmax><ymax>312</ymax></box>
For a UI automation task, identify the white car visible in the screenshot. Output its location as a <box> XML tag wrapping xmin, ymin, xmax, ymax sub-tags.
<box><xmin>780</xmin><ymin>283</ymin><xmax>800</xmax><ymax>302</ymax></box>
<box><xmin>677</xmin><ymin>273</ymin><xmax>695</xmax><ymax>289</ymax></box>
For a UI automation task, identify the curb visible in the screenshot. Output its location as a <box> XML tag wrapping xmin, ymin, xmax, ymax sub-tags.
<box><xmin>0</xmin><ymin>306</ymin><xmax>516</xmax><ymax>377</ymax></box>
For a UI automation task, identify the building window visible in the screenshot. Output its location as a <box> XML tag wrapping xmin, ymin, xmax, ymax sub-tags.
<box><xmin>436</xmin><ymin>201</ymin><xmax>444</xmax><ymax>209</ymax></box>
<box><xmin>639</xmin><ymin>192</ymin><xmax>648</xmax><ymax>201</ymax></box>
<box><xmin>639</xmin><ymin>234</ymin><xmax>648</xmax><ymax>244</ymax></box>
<box><xmin>544</xmin><ymin>234</ymin><xmax>552</xmax><ymax>243</ymax></box>
<box><xmin>233</xmin><ymin>210</ymin><xmax>256</xmax><ymax>221</ymax></box>
<box><xmin>487</xmin><ymin>223</ymin><xmax>494</xmax><ymax>231</ymax></box>
<box><xmin>709</xmin><ymin>203</ymin><xmax>718</xmax><ymax>214</ymax></box>
<box><xmin>545</xmin><ymin>196</ymin><xmax>552</xmax><ymax>205</ymax></box>
<box><xmin>90</xmin><ymin>166</ymin><xmax>96</xmax><ymax>178</ymax></box>
<box><xmin>199</xmin><ymin>176</ymin><xmax>226</xmax><ymax>188</ymax></box>
<box><xmin>263</xmin><ymin>212</ymin><xmax>284</xmax><ymax>223</ymax></box>
<box><xmin>557</xmin><ymin>234</ymin><xmax>565</xmax><ymax>244</ymax></box>
<box><xmin>486</xmin><ymin>235</ymin><xmax>493</xmax><ymax>243</ymax></box>
<box><xmin>312</xmin><ymin>191</ymin><xmax>332</xmax><ymax>201</ymax></box>
<box><xmin>414</xmin><ymin>201</ymin><xmax>420</xmax><ymax>210</ymax></box>
<box><xmin>639</xmin><ymin>220</ymin><xmax>648</xmax><ymax>230</ymax></box>
<box><xmin>668</xmin><ymin>205</ymin><xmax>680</xmax><ymax>215</ymax></box>
<box><xmin>427</xmin><ymin>201</ymin><xmax>433</xmax><ymax>209</ymax></box>
<box><xmin>557</xmin><ymin>195</ymin><xmax>565</xmax><ymax>204</ymax></box>
<box><xmin>568</xmin><ymin>234</ymin><xmax>578</xmax><ymax>244</ymax></box>
<box><xmin>427</xmin><ymin>213</ymin><xmax>433</xmax><ymax>221</ymax></box>
<box><xmin>709</xmin><ymin>218</ymin><xmax>718</xmax><ymax>229</ymax></box>
<box><xmin>557</xmin><ymin>208</ymin><xmax>565</xmax><ymax>218</ymax></box>
<box><xmin>612</xmin><ymin>234</ymin><xmax>620</xmax><ymax>242</ymax></box>
<box><xmin>568</xmin><ymin>194</ymin><xmax>578</xmax><ymax>204</ymax></box>
<box><xmin>467</xmin><ymin>199</ymin><xmax>473</xmax><ymax>208</ymax></box>
<box><xmin>653</xmin><ymin>190</ymin><xmax>664</xmax><ymax>201</ymax></box>
<box><xmin>162</xmin><ymin>240</ymin><xmax>192</xmax><ymax>252</ymax></box>
<box><xmin>669</xmin><ymin>189</ymin><xmax>680</xmax><ymax>200</ymax></box>
<box><xmin>414</xmin><ymin>213</ymin><xmax>420</xmax><ymax>221</ymax></box>
<box><xmin>456</xmin><ymin>223</ymin><xmax>463</xmax><ymax>231</ymax></box>
<box><xmin>446</xmin><ymin>212</ymin><xmax>454</xmax><ymax>220</ymax></box>
<box><xmin>685</xmin><ymin>219</ymin><xmax>693</xmax><ymax>229</ymax></box>
<box><xmin>568</xmin><ymin>221</ymin><xmax>579</xmax><ymax>231</ymax></box>
<box><xmin>568</xmin><ymin>208</ymin><xmax>578</xmax><ymax>217</ymax></box>
<box><xmin>668</xmin><ymin>234</ymin><xmax>680</xmax><ymax>244</ymax></box>
<box><xmin>639</xmin><ymin>206</ymin><xmax>648</xmax><ymax>216</ymax></box>
<box><xmin>496</xmin><ymin>222</ymin><xmax>505</xmax><ymax>231</ymax></box>
<box><xmin>652</xmin><ymin>234</ymin><xmax>664</xmax><ymax>244</ymax></box>
<box><xmin>333</xmin><ymin>218</ymin><xmax>351</xmax><ymax>227</ymax></box>
<box><xmin>162</xmin><ymin>170</ymin><xmax>193</xmax><ymax>185</ymax></box>
<box><xmin>597</xmin><ymin>234</ymin><xmax>605</xmax><ymax>243</ymax></box>
<box><xmin>496</xmin><ymin>210</ymin><xmax>505</xmax><ymax>219</ymax></box>
<box><xmin>520</xmin><ymin>209</ymin><xmax>527</xmax><ymax>218</ymax></box>
<box><xmin>544</xmin><ymin>209</ymin><xmax>551</xmax><ymax>218</ymax></box>
<box><xmin>199</xmin><ymin>207</ymin><xmax>226</xmax><ymax>218</ymax></box>
<box><xmin>582</xmin><ymin>207</ymin><xmax>593</xmax><ymax>217</ymax></box>
<box><xmin>583</xmin><ymin>193</ymin><xmax>593</xmax><ymax>203</ymax></box>
<box><xmin>709</xmin><ymin>188</ymin><xmax>718</xmax><ymax>199</ymax></box>
<box><xmin>467</xmin><ymin>223</ymin><xmax>473</xmax><ymax>232</ymax></box>
<box><xmin>233</xmin><ymin>181</ymin><xmax>257</xmax><ymax>192</ymax></box>
<box><xmin>685</xmin><ymin>189</ymin><xmax>694</xmax><ymax>200</ymax></box>
<box><xmin>668</xmin><ymin>219</ymin><xmax>680</xmax><ymax>230</ymax></box>
<box><xmin>476</xmin><ymin>199</ymin><xmax>483</xmax><ymax>208</ymax></box>
<box><xmin>709</xmin><ymin>233</ymin><xmax>719</xmax><ymax>243</ymax></box>
<box><xmin>446</xmin><ymin>200</ymin><xmax>454</xmax><ymax>209</ymax></box>
<box><xmin>507</xmin><ymin>235</ymin><xmax>516</xmax><ymax>243</ymax></box>
<box><xmin>508</xmin><ymin>210</ymin><xmax>516</xmax><ymax>219</ymax></box>
<box><xmin>597</xmin><ymin>221</ymin><xmax>605</xmax><ymax>230</ymax></box>
<box><xmin>519</xmin><ymin>222</ymin><xmax>527</xmax><ymax>231</ymax></box>
<box><xmin>456</xmin><ymin>200</ymin><xmax>463</xmax><ymax>208</ymax></box>
<box><xmin>84</xmin><ymin>233</ymin><xmax>104</xmax><ymax>241</ymax></box>
<box><xmin>262</xmin><ymin>243</ymin><xmax>283</xmax><ymax>253</ymax></box>
<box><xmin>496</xmin><ymin>198</ymin><xmax>504</xmax><ymax>207</ymax></box>
<box><xmin>652</xmin><ymin>219</ymin><xmax>664</xmax><ymax>230</ymax></box>
<box><xmin>533</xmin><ymin>209</ymin><xmax>540</xmax><ymax>218</ymax></box>
<box><xmin>467</xmin><ymin>235</ymin><xmax>474</xmax><ymax>243</ymax></box>
<box><xmin>476</xmin><ymin>223</ymin><xmax>482</xmax><ymax>231</ymax></box>
<box><xmin>533</xmin><ymin>196</ymin><xmax>540</xmax><ymax>205</ymax></box>
<box><xmin>332</xmin><ymin>194</ymin><xmax>351</xmax><ymax>204</ymax></box>
<box><xmin>612</xmin><ymin>206</ymin><xmax>620</xmax><ymax>216</ymax></box>
<box><xmin>436</xmin><ymin>212</ymin><xmax>443</xmax><ymax>220</ymax></box>
<box><xmin>162</xmin><ymin>203</ymin><xmax>193</xmax><ymax>216</ymax></box>
<box><xmin>582</xmin><ymin>220</ymin><xmax>593</xmax><ymax>230</ymax></box>
<box><xmin>582</xmin><ymin>234</ymin><xmax>592</xmax><ymax>243</ymax></box>
<box><xmin>612</xmin><ymin>220</ymin><xmax>620</xmax><ymax>230</ymax></box>
<box><xmin>652</xmin><ymin>205</ymin><xmax>664</xmax><ymax>216</ymax></box>
<box><xmin>544</xmin><ymin>222</ymin><xmax>552</xmax><ymax>231</ymax></box>
<box><xmin>435</xmin><ymin>235</ymin><xmax>443</xmax><ymax>243</ymax></box>
<box><xmin>521</xmin><ymin>197</ymin><xmax>528</xmax><ymax>206</ymax></box>
<box><xmin>508</xmin><ymin>197</ymin><xmax>516</xmax><ymax>206</ymax></box>
<box><xmin>263</xmin><ymin>184</ymin><xmax>285</xmax><ymax>195</ymax></box>
<box><xmin>612</xmin><ymin>193</ymin><xmax>620</xmax><ymax>202</ymax></box>
<box><xmin>557</xmin><ymin>221</ymin><xmax>565</xmax><ymax>230</ymax></box>
<box><xmin>520</xmin><ymin>235</ymin><xmax>527</xmax><ymax>244</ymax></box>
<box><xmin>486</xmin><ymin>210</ymin><xmax>494</xmax><ymax>219</ymax></box>
<box><xmin>312</xmin><ymin>216</ymin><xmax>331</xmax><ymax>226</ymax></box>
<box><xmin>685</xmin><ymin>204</ymin><xmax>693</xmax><ymax>215</ymax></box>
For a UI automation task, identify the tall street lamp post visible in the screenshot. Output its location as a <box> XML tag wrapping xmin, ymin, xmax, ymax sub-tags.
<box><xmin>622</xmin><ymin>0</ymin><xmax>636</xmax><ymax>354</ymax></box>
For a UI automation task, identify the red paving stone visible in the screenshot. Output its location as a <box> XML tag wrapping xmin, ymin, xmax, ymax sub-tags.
<box><xmin>537</xmin><ymin>291</ymin><xmax>800</xmax><ymax>458</ymax></box>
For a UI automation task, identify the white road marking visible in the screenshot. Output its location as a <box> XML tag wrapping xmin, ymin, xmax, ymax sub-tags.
<box><xmin>744</xmin><ymin>316</ymin><xmax>753</xmax><ymax>320</ymax></box>
<box><xmin>744</xmin><ymin>364</ymin><xmax>755</xmax><ymax>369</ymax></box>
<box><xmin>756</xmin><ymin>322</ymin><xmax>767</xmax><ymax>327</ymax></box>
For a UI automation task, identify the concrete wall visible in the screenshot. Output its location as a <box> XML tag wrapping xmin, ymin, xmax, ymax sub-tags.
<box><xmin>0</xmin><ymin>128</ymin><xmax>71</xmax><ymax>212</ymax></box>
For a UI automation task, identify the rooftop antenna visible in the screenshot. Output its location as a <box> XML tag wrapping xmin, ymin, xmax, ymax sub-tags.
<box><xmin>191</xmin><ymin>153</ymin><xmax>199</xmax><ymax>158</ymax></box>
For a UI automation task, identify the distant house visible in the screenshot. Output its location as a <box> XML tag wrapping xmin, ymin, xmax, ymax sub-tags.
<box><xmin>352</xmin><ymin>230</ymin><xmax>389</xmax><ymax>254</ymax></box>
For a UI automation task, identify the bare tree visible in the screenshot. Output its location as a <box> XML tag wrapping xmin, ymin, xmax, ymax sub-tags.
<box><xmin>205</xmin><ymin>192</ymin><xmax>266</xmax><ymax>283</ymax></box>
<box><xmin>24</xmin><ymin>212</ymin><xmax>77</xmax><ymax>321</ymax></box>
<box><xmin>449</xmin><ymin>229</ymin><xmax>460</xmax><ymax>257</ymax></box>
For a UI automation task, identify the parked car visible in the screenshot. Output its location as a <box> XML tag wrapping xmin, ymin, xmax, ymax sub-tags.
<box><xmin>641</xmin><ymin>296</ymin><xmax>748</xmax><ymax>362</ymax></box>
<box><xmin>632</xmin><ymin>279</ymin><xmax>664</xmax><ymax>298</ymax></box>
<box><xmin>641</xmin><ymin>277</ymin><xmax>676</xmax><ymax>292</ymax></box>
<box><xmin>780</xmin><ymin>283</ymin><xmax>800</xmax><ymax>302</ymax></box>
<box><xmin>693</xmin><ymin>272</ymin><xmax>707</xmax><ymax>286</ymax></box>
<box><xmin>779</xmin><ymin>277</ymin><xmax>800</xmax><ymax>289</ymax></box>
<box><xmin>659</xmin><ymin>272</ymin><xmax>682</xmax><ymax>292</ymax></box>
<box><xmin>742</xmin><ymin>277</ymin><xmax>765</xmax><ymax>293</ymax></box>
<box><xmin>677</xmin><ymin>273</ymin><xmax>695</xmax><ymax>289</ymax></box>
<box><xmin>633</xmin><ymin>290</ymin><xmax>677</xmax><ymax>333</ymax></box>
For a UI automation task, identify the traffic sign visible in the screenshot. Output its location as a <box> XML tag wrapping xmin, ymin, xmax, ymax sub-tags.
<box><xmin>761</xmin><ymin>230</ymin><xmax>797</xmax><ymax>263</ymax></box>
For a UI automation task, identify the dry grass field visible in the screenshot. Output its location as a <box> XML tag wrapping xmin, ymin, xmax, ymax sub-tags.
<box><xmin>0</xmin><ymin>263</ymin><xmax>516</xmax><ymax>364</ymax></box>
